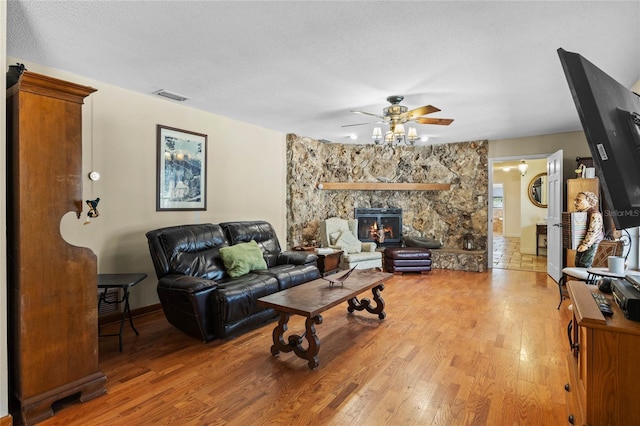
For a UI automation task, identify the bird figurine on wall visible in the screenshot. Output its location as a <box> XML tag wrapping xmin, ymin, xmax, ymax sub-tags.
<box><xmin>84</xmin><ymin>198</ymin><xmax>100</xmax><ymax>225</ymax></box>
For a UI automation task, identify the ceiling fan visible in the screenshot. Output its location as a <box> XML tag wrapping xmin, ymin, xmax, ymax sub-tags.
<box><xmin>343</xmin><ymin>95</ymin><xmax>454</xmax><ymax>133</ymax></box>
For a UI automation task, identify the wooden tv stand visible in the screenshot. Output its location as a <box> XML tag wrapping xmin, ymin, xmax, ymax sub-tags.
<box><xmin>565</xmin><ymin>281</ymin><xmax>640</xmax><ymax>425</ymax></box>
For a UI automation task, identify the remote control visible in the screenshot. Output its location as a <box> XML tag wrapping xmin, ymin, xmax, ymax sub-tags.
<box><xmin>592</xmin><ymin>293</ymin><xmax>613</xmax><ymax>316</ymax></box>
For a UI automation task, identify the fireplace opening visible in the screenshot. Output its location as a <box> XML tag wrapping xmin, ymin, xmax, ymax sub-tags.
<box><xmin>355</xmin><ymin>208</ymin><xmax>402</xmax><ymax>247</ymax></box>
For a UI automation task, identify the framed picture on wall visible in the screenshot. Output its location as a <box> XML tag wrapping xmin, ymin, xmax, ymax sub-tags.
<box><xmin>156</xmin><ymin>124</ymin><xmax>207</xmax><ymax>211</ymax></box>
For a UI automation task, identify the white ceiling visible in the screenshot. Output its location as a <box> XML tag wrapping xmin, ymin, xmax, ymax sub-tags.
<box><xmin>6</xmin><ymin>1</ymin><xmax>640</xmax><ymax>146</ymax></box>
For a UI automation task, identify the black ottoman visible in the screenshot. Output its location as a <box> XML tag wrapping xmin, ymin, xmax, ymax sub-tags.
<box><xmin>384</xmin><ymin>247</ymin><xmax>432</xmax><ymax>274</ymax></box>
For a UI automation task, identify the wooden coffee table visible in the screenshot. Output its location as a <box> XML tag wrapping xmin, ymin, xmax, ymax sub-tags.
<box><xmin>257</xmin><ymin>269</ymin><xmax>392</xmax><ymax>369</ymax></box>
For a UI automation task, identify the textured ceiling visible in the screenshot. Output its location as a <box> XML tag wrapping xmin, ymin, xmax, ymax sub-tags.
<box><xmin>6</xmin><ymin>1</ymin><xmax>640</xmax><ymax>145</ymax></box>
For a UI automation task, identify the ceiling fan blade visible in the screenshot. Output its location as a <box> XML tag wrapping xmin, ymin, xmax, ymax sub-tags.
<box><xmin>407</xmin><ymin>105</ymin><xmax>440</xmax><ymax>118</ymax></box>
<box><xmin>351</xmin><ymin>110</ymin><xmax>386</xmax><ymax>120</ymax></box>
<box><xmin>413</xmin><ymin>117</ymin><xmax>454</xmax><ymax>126</ymax></box>
<box><xmin>341</xmin><ymin>122</ymin><xmax>373</xmax><ymax>128</ymax></box>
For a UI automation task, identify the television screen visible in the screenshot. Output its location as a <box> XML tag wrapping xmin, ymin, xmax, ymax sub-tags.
<box><xmin>558</xmin><ymin>48</ymin><xmax>640</xmax><ymax>229</ymax></box>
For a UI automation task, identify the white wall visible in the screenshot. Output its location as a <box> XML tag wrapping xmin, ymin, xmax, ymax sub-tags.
<box><xmin>489</xmin><ymin>131</ymin><xmax>592</xmax><ymax>185</ymax></box>
<box><xmin>8</xmin><ymin>56</ymin><xmax>288</xmax><ymax>311</ymax></box>
<box><xmin>492</xmin><ymin>168</ymin><xmax>521</xmax><ymax>237</ymax></box>
<box><xmin>520</xmin><ymin>159</ymin><xmax>548</xmax><ymax>254</ymax></box>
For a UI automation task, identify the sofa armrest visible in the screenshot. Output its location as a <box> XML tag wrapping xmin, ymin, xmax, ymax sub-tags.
<box><xmin>277</xmin><ymin>250</ymin><xmax>318</xmax><ymax>266</ymax></box>
<box><xmin>361</xmin><ymin>242</ymin><xmax>377</xmax><ymax>252</ymax></box>
<box><xmin>156</xmin><ymin>274</ymin><xmax>219</xmax><ymax>342</ymax></box>
<box><xmin>158</xmin><ymin>274</ymin><xmax>218</xmax><ymax>293</ymax></box>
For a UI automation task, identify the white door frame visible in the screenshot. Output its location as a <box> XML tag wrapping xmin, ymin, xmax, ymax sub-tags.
<box><xmin>488</xmin><ymin>153</ymin><xmax>551</xmax><ymax>270</ymax></box>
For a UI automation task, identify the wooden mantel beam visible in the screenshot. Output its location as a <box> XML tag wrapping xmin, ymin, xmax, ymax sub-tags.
<box><xmin>317</xmin><ymin>182</ymin><xmax>451</xmax><ymax>191</ymax></box>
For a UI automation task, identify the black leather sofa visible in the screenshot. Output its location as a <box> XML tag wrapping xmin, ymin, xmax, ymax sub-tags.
<box><xmin>146</xmin><ymin>221</ymin><xmax>319</xmax><ymax>342</ymax></box>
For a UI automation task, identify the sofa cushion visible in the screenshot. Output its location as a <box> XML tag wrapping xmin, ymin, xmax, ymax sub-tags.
<box><xmin>213</xmin><ymin>273</ymin><xmax>280</xmax><ymax>325</ymax></box>
<box><xmin>254</xmin><ymin>263</ymin><xmax>320</xmax><ymax>290</ymax></box>
<box><xmin>146</xmin><ymin>223</ymin><xmax>229</xmax><ymax>281</ymax></box>
<box><xmin>219</xmin><ymin>240</ymin><xmax>268</xmax><ymax>277</ymax></box>
<box><xmin>334</xmin><ymin>230</ymin><xmax>362</xmax><ymax>254</ymax></box>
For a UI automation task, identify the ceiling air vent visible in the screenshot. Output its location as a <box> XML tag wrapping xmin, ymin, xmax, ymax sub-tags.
<box><xmin>153</xmin><ymin>89</ymin><xmax>189</xmax><ymax>102</ymax></box>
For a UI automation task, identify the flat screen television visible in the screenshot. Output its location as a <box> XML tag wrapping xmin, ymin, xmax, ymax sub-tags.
<box><xmin>558</xmin><ymin>48</ymin><xmax>640</xmax><ymax>229</ymax></box>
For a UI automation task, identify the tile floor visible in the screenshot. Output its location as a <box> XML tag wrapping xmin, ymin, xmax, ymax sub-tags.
<box><xmin>493</xmin><ymin>233</ymin><xmax>548</xmax><ymax>272</ymax></box>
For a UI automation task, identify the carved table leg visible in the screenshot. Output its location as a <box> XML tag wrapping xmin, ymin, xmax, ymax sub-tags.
<box><xmin>270</xmin><ymin>312</ymin><xmax>291</xmax><ymax>356</ymax></box>
<box><xmin>347</xmin><ymin>283</ymin><xmax>386</xmax><ymax>319</ymax></box>
<box><xmin>295</xmin><ymin>316</ymin><xmax>323</xmax><ymax>369</ymax></box>
<box><xmin>270</xmin><ymin>312</ymin><xmax>324</xmax><ymax>369</ymax></box>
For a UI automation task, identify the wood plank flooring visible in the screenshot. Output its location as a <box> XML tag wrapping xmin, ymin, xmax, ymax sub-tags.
<box><xmin>39</xmin><ymin>269</ymin><xmax>571</xmax><ymax>426</ymax></box>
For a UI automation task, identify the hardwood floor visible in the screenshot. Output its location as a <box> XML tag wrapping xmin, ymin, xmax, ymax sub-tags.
<box><xmin>40</xmin><ymin>269</ymin><xmax>571</xmax><ymax>425</ymax></box>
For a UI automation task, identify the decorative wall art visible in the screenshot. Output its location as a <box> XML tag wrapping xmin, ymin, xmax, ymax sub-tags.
<box><xmin>156</xmin><ymin>125</ymin><xmax>207</xmax><ymax>211</ymax></box>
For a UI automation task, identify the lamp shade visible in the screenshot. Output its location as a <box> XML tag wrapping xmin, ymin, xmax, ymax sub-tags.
<box><xmin>407</xmin><ymin>127</ymin><xmax>418</xmax><ymax>139</ymax></box>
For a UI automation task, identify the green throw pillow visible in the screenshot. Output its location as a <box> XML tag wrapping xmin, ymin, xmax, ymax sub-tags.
<box><xmin>219</xmin><ymin>240</ymin><xmax>268</xmax><ymax>278</ymax></box>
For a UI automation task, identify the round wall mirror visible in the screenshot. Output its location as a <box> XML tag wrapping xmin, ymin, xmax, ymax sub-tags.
<box><xmin>528</xmin><ymin>172</ymin><xmax>547</xmax><ymax>208</ymax></box>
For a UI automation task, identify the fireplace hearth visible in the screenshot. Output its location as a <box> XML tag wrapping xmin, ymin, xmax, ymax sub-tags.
<box><xmin>355</xmin><ymin>208</ymin><xmax>402</xmax><ymax>247</ymax></box>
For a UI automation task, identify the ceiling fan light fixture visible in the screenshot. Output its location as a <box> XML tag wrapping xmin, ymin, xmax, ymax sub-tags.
<box><xmin>372</xmin><ymin>127</ymin><xmax>383</xmax><ymax>144</ymax></box>
<box><xmin>407</xmin><ymin>127</ymin><xmax>418</xmax><ymax>143</ymax></box>
<box><xmin>384</xmin><ymin>131</ymin><xmax>394</xmax><ymax>144</ymax></box>
<box><xmin>347</xmin><ymin>95</ymin><xmax>453</xmax><ymax>146</ymax></box>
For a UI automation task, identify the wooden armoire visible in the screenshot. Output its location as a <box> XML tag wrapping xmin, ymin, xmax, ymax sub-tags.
<box><xmin>6</xmin><ymin>71</ymin><xmax>106</xmax><ymax>424</ymax></box>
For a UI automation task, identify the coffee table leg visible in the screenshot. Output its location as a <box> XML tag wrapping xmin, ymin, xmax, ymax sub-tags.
<box><xmin>347</xmin><ymin>283</ymin><xmax>385</xmax><ymax>319</ymax></box>
<box><xmin>297</xmin><ymin>316</ymin><xmax>322</xmax><ymax>369</ymax></box>
<box><xmin>271</xmin><ymin>312</ymin><xmax>290</xmax><ymax>356</ymax></box>
<box><xmin>270</xmin><ymin>312</ymin><xmax>323</xmax><ymax>369</ymax></box>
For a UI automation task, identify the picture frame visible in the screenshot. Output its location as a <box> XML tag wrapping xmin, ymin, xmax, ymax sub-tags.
<box><xmin>156</xmin><ymin>125</ymin><xmax>207</xmax><ymax>211</ymax></box>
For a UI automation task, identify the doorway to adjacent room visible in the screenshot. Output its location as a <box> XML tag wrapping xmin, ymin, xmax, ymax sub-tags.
<box><xmin>490</xmin><ymin>157</ymin><xmax>550</xmax><ymax>272</ymax></box>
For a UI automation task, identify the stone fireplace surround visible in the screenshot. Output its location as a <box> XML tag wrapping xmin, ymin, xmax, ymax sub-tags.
<box><xmin>285</xmin><ymin>134</ymin><xmax>488</xmax><ymax>270</ymax></box>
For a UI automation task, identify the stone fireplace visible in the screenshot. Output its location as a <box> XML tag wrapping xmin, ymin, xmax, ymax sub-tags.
<box><xmin>355</xmin><ymin>208</ymin><xmax>402</xmax><ymax>247</ymax></box>
<box><xmin>285</xmin><ymin>134</ymin><xmax>489</xmax><ymax>265</ymax></box>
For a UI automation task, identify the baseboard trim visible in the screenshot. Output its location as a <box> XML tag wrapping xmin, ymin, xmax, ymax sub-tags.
<box><xmin>99</xmin><ymin>303</ymin><xmax>162</xmax><ymax>326</ymax></box>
